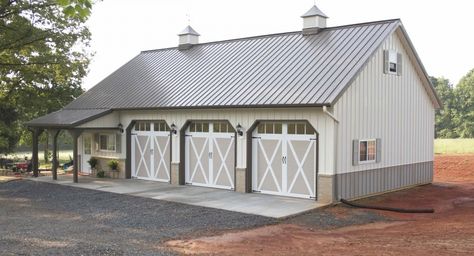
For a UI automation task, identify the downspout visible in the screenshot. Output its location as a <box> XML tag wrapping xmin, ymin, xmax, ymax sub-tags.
<box><xmin>323</xmin><ymin>106</ymin><xmax>339</xmax><ymax>203</ymax></box>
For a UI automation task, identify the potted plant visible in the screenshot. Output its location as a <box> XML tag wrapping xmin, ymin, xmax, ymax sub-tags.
<box><xmin>96</xmin><ymin>169</ymin><xmax>105</xmax><ymax>178</ymax></box>
<box><xmin>107</xmin><ymin>160</ymin><xmax>119</xmax><ymax>178</ymax></box>
<box><xmin>88</xmin><ymin>157</ymin><xmax>98</xmax><ymax>176</ymax></box>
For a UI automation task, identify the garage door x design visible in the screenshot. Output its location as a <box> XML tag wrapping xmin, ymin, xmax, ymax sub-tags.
<box><xmin>185</xmin><ymin>122</ymin><xmax>235</xmax><ymax>190</ymax></box>
<box><xmin>252</xmin><ymin>122</ymin><xmax>317</xmax><ymax>198</ymax></box>
<box><xmin>132</xmin><ymin>122</ymin><xmax>170</xmax><ymax>182</ymax></box>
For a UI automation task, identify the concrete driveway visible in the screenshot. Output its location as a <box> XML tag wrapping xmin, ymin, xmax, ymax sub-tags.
<box><xmin>29</xmin><ymin>175</ymin><xmax>326</xmax><ymax>218</ymax></box>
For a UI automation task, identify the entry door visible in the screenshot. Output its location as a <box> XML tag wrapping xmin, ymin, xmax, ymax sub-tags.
<box><xmin>185</xmin><ymin>122</ymin><xmax>235</xmax><ymax>190</ymax></box>
<box><xmin>252</xmin><ymin>122</ymin><xmax>317</xmax><ymax>198</ymax></box>
<box><xmin>132</xmin><ymin>121</ymin><xmax>171</xmax><ymax>182</ymax></box>
<box><xmin>82</xmin><ymin>135</ymin><xmax>92</xmax><ymax>174</ymax></box>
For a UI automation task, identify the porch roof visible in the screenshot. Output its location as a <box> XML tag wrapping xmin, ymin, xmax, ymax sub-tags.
<box><xmin>26</xmin><ymin>108</ymin><xmax>112</xmax><ymax>128</ymax></box>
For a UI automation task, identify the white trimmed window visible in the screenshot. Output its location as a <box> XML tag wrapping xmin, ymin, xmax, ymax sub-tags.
<box><xmin>384</xmin><ymin>50</ymin><xmax>402</xmax><ymax>76</ymax></box>
<box><xmin>99</xmin><ymin>134</ymin><xmax>116</xmax><ymax>152</ymax></box>
<box><xmin>359</xmin><ymin>139</ymin><xmax>376</xmax><ymax>163</ymax></box>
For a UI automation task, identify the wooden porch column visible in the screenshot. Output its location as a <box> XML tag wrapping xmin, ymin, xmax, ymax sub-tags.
<box><xmin>31</xmin><ymin>128</ymin><xmax>43</xmax><ymax>177</ymax></box>
<box><xmin>69</xmin><ymin>129</ymin><xmax>83</xmax><ymax>183</ymax></box>
<box><xmin>32</xmin><ymin>128</ymin><xmax>39</xmax><ymax>177</ymax></box>
<box><xmin>50</xmin><ymin>129</ymin><xmax>61</xmax><ymax>180</ymax></box>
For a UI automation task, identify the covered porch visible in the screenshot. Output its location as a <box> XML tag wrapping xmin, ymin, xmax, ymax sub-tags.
<box><xmin>26</xmin><ymin>108</ymin><xmax>118</xmax><ymax>183</ymax></box>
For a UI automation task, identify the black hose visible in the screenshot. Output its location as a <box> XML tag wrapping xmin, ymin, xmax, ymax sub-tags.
<box><xmin>340</xmin><ymin>199</ymin><xmax>434</xmax><ymax>213</ymax></box>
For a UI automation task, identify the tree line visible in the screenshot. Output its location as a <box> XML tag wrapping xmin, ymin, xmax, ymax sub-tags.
<box><xmin>431</xmin><ymin>69</ymin><xmax>474</xmax><ymax>138</ymax></box>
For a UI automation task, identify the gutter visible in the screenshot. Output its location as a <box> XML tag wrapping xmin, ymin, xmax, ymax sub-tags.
<box><xmin>323</xmin><ymin>106</ymin><xmax>339</xmax><ymax>203</ymax></box>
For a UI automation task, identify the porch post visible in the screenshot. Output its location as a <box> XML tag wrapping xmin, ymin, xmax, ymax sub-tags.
<box><xmin>69</xmin><ymin>129</ymin><xmax>82</xmax><ymax>183</ymax></box>
<box><xmin>31</xmin><ymin>128</ymin><xmax>43</xmax><ymax>177</ymax></box>
<box><xmin>50</xmin><ymin>129</ymin><xmax>61</xmax><ymax>180</ymax></box>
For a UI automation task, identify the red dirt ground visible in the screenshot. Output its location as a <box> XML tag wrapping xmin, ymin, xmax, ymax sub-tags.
<box><xmin>165</xmin><ymin>154</ymin><xmax>474</xmax><ymax>255</ymax></box>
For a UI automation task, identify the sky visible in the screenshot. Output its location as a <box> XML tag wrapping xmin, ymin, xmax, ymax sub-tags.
<box><xmin>82</xmin><ymin>0</ymin><xmax>474</xmax><ymax>90</ymax></box>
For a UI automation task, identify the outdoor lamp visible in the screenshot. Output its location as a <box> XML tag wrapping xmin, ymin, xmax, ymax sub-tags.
<box><xmin>118</xmin><ymin>123</ymin><xmax>124</xmax><ymax>133</ymax></box>
<box><xmin>170</xmin><ymin>123</ymin><xmax>178</xmax><ymax>135</ymax></box>
<box><xmin>236</xmin><ymin>123</ymin><xmax>244</xmax><ymax>136</ymax></box>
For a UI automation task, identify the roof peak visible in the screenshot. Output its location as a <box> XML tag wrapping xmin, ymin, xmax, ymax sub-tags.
<box><xmin>301</xmin><ymin>5</ymin><xmax>328</xmax><ymax>18</ymax></box>
<box><xmin>178</xmin><ymin>25</ymin><xmax>200</xmax><ymax>36</ymax></box>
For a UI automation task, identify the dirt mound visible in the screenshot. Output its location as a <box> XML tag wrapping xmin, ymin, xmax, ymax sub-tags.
<box><xmin>435</xmin><ymin>154</ymin><xmax>474</xmax><ymax>182</ymax></box>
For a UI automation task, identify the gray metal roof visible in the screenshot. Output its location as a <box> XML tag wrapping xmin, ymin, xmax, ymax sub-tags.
<box><xmin>178</xmin><ymin>25</ymin><xmax>200</xmax><ymax>36</ymax></box>
<box><xmin>65</xmin><ymin>19</ymin><xmax>402</xmax><ymax>111</ymax></box>
<box><xmin>26</xmin><ymin>109</ymin><xmax>111</xmax><ymax>127</ymax></box>
<box><xmin>301</xmin><ymin>5</ymin><xmax>328</xmax><ymax>18</ymax></box>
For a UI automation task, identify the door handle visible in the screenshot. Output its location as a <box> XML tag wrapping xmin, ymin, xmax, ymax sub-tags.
<box><xmin>209</xmin><ymin>152</ymin><xmax>213</xmax><ymax>159</ymax></box>
<box><xmin>282</xmin><ymin>156</ymin><xmax>287</xmax><ymax>164</ymax></box>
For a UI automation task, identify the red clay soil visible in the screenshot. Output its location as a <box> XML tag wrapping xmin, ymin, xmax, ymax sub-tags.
<box><xmin>165</xmin><ymin>155</ymin><xmax>474</xmax><ymax>256</ymax></box>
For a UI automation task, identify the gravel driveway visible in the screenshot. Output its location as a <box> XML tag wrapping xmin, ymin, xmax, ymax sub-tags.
<box><xmin>0</xmin><ymin>180</ymin><xmax>274</xmax><ymax>255</ymax></box>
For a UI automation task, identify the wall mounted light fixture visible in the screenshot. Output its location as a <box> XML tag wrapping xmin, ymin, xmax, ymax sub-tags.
<box><xmin>118</xmin><ymin>123</ymin><xmax>124</xmax><ymax>133</ymax></box>
<box><xmin>170</xmin><ymin>123</ymin><xmax>178</xmax><ymax>135</ymax></box>
<box><xmin>236</xmin><ymin>123</ymin><xmax>244</xmax><ymax>136</ymax></box>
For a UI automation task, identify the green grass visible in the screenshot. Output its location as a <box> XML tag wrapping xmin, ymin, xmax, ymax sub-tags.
<box><xmin>435</xmin><ymin>139</ymin><xmax>474</xmax><ymax>154</ymax></box>
<box><xmin>5</xmin><ymin>150</ymin><xmax>73</xmax><ymax>168</ymax></box>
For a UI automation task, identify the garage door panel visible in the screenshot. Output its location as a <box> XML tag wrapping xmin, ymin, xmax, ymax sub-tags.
<box><xmin>213</xmin><ymin>137</ymin><xmax>234</xmax><ymax>188</ymax></box>
<box><xmin>132</xmin><ymin>121</ymin><xmax>171</xmax><ymax>182</ymax></box>
<box><xmin>185</xmin><ymin>122</ymin><xmax>235</xmax><ymax>190</ymax></box>
<box><xmin>252</xmin><ymin>122</ymin><xmax>316</xmax><ymax>199</ymax></box>
<box><xmin>154</xmin><ymin>136</ymin><xmax>170</xmax><ymax>181</ymax></box>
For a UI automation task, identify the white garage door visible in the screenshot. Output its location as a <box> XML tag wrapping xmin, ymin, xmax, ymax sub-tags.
<box><xmin>132</xmin><ymin>121</ymin><xmax>171</xmax><ymax>182</ymax></box>
<box><xmin>252</xmin><ymin>122</ymin><xmax>317</xmax><ymax>198</ymax></box>
<box><xmin>185</xmin><ymin>122</ymin><xmax>235</xmax><ymax>190</ymax></box>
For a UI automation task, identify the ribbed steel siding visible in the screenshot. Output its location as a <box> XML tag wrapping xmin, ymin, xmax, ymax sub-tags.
<box><xmin>334</xmin><ymin>31</ymin><xmax>435</xmax><ymax>173</ymax></box>
<box><xmin>65</xmin><ymin>20</ymin><xmax>399</xmax><ymax>110</ymax></box>
<box><xmin>337</xmin><ymin>161</ymin><xmax>433</xmax><ymax>200</ymax></box>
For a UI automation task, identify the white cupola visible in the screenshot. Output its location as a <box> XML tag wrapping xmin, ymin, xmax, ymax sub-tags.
<box><xmin>301</xmin><ymin>5</ymin><xmax>328</xmax><ymax>35</ymax></box>
<box><xmin>178</xmin><ymin>25</ymin><xmax>200</xmax><ymax>50</ymax></box>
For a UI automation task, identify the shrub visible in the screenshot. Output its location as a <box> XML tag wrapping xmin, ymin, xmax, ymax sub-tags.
<box><xmin>96</xmin><ymin>170</ymin><xmax>105</xmax><ymax>178</ymax></box>
<box><xmin>107</xmin><ymin>160</ymin><xmax>119</xmax><ymax>171</ymax></box>
<box><xmin>87</xmin><ymin>157</ymin><xmax>98</xmax><ymax>169</ymax></box>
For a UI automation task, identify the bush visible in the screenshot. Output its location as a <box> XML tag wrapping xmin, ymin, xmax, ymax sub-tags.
<box><xmin>96</xmin><ymin>170</ymin><xmax>105</xmax><ymax>178</ymax></box>
<box><xmin>107</xmin><ymin>160</ymin><xmax>119</xmax><ymax>171</ymax></box>
<box><xmin>87</xmin><ymin>157</ymin><xmax>98</xmax><ymax>169</ymax></box>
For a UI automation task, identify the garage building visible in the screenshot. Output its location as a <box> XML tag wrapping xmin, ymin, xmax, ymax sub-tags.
<box><xmin>27</xmin><ymin>5</ymin><xmax>441</xmax><ymax>203</ymax></box>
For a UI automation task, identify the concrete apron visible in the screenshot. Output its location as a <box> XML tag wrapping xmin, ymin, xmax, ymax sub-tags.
<box><xmin>27</xmin><ymin>175</ymin><xmax>328</xmax><ymax>218</ymax></box>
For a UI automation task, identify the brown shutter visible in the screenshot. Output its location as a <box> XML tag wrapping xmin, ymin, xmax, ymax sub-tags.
<box><xmin>383</xmin><ymin>50</ymin><xmax>389</xmax><ymax>74</ymax></box>
<box><xmin>397</xmin><ymin>53</ymin><xmax>402</xmax><ymax>76</ymax></box>
<box><xmin>376</xmin><ymin>138</ymin><xmax>382</xmax><ymax>163</ymax></box>
<box><xmin>352</xmin><ymin>139</ymin><xmax>359</xmax><ymax>166</ymax></box>
<box><xmin>115</xmin><ymin>133</ymin><xmax>122</xmax><ymax>153</ymax></box>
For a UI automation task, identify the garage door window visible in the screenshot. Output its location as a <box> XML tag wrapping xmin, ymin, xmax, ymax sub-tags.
<box><xmin>288</xmin><ymin>122</ymin><xmax>315</xmax><ymax>135</ymax></box>
<box><xmin>189</xmin><ymin>122</ymin><xmax>209</xmax><ymax>132</ymax></box>
<box><xmin>154</xmin><ymin>121</ymin><xmax>170</xmax><ymax>132</ymax></box>
<box><xmin>135</xmin><ymin>122</ymin><xmax>151</xmax><ymax>131</ymax></box>
<box><xmin>213</xmin><ymin>122</ymin><xmax>235</xmax><ymax>133</ymax></box>
<box><xmin>257</xmin><ymin>122</ymin><xmax>283</xmax><ymax>134</ymax></box>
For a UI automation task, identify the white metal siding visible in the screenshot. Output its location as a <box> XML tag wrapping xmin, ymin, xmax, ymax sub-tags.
<box><xmin>334</xmin><ymin>32</ymin><xmax>435</xmax><ymax>174</ymax></box>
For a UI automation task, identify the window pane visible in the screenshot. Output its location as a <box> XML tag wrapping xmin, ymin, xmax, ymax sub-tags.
<box><xmin>368</xmin><ymin>141</ymin><xmax>376</xmax><ymax>160</ymax></box>
<box><xmin>100</xmin><ymin>135</ymin><xmax>108</xmax><ymax>150</ymax></box>
<box><xmin>306</xmin><ymin>125</ymin><xmax>315</xmax><ymax>134</ymax></box>
<box><xmin>190</xmin><ymin>123</ymin><xmax>195</xmax><ymax>132</ymax></box>
<box><xmin>258</xmin><ymin>123</ymin><xmax>265</xmax><ymax>133</ymax></box>
<box><xmin>213</xmin><ymin>122</ymin><xmax>220</xmax><ymax>133</ymax></box>
<box><xmin>296</xmin><ymin>123</ymin><xmax>305</xmax><ymax>134</ymax></box>
<box><xmin>288</xmin><ymin>123</ymin><xmax>295</xmax><ymax>134</ymax></box>
<box><xmin>359</xmin><ymin>141</ymin><xmax>367</xmax><ymax>161</ymax></box>
<box><xmin>196</xmin><ymin>123</ymin><xmax>202</xmax><ymax>132</ymax></box>
<box><xmin>265</xmin><ymin>123</ymin><xmax>273</xmax><ymax>134</ymax></box>
<box><xmin>145</xmin><ymin>123</ymin><xmax>150</xmax><ymax>131</ymax></box>
<box><xmin>203</xmin><ymin>123</ymin><xmax>209</xmax><ymax>132</ymax></box>
<box><xmin>107</xmin><ymin>135</ymin><xmax>115</xmax><ymax>151</ymax></box>
<box><xmin>274</xmin><ymin>123</ymin><xmax>282</xmax><ymax>134</ymax></box>
<box><xmin>389</xmin><ymin>63</ymin><xmax>397</xmax><ymax>72</ymax></box>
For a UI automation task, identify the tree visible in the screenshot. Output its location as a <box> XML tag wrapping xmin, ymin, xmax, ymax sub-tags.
<box><xmin>0</xmin><ymin>102</ymin><xmax>18</xmax><ymax>154</ymax></box>
<box><xmin>454</xmin><ymin>69</ymin><xmax>474</xmax><ymax>138</ymax></box>
<box><xmin>0</xmin><ymin>0</ymin><xmax>93</xmax><ymax>151</ymax></box>
<box><xmin>431</xmin><ymin>77</ymin><xmax>458</xmax><ymax>138</ymax></box>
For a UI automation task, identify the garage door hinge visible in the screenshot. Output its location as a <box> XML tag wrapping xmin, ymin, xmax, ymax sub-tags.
<box><xmin>185</xmin><ymin>134</ymin><xmax>192</xmax><ymax>137</ymax></box>
<box><xmin>309</xmin><ymin>138</ymin><xmax>317</xmax><ymax>141</ymax></box>
<box><xmin>252</xmin><ymin>136</ymin><xmax>261</xmax><ymax>139</ymax></box>
<box><xmin>131</xmin><ymin>133</ymin><xmax>137</xmax><ymax>135</ymax></box>
<box><xmin>252</xmin><ymin>190</ymin><xmax>261</xmax><ymax>192</ymax></box>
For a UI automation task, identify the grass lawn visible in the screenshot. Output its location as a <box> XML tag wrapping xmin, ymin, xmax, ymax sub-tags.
<box><xmin>435</xmin><ymin>139</ymin><xmax>474</xmax><ymax>154</ymax></box>
<box><xmin>5</xmin><ymin>150</ymin><xmax>73</xmax><ymax>168</ymax></box>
